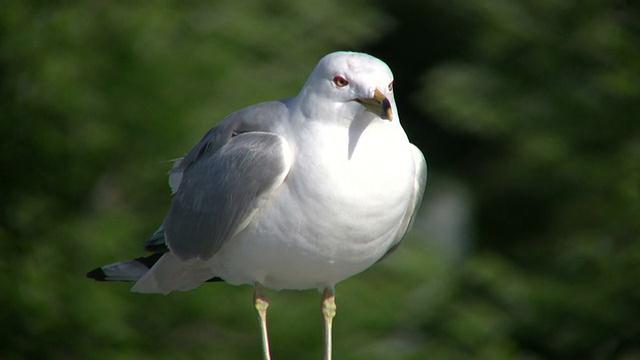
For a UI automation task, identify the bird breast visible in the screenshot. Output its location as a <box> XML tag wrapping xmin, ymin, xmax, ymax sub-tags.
<box><xmin>209</xmin><ymin>118</ymin><xmax>416</xmax><ymax>290</ymax></box>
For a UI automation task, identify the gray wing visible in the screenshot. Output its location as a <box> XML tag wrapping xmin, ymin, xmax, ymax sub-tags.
<box><xmin>377</xmin><ymin>144</ymin><xmax>427</xmax><ymax>262</ymax></box>
<box><xmin>145</xmin><ymin>101</ymin><xmax>293</xmax><ymax>261</ymax></box>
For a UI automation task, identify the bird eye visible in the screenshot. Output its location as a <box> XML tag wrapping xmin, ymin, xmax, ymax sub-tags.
<box><xmin>388</xmin><ymin>81</ymin><xmax>394</xmax><ymax>92</ymax></box>
<box><xmin>333</xmin><ymin>76</ymin><xmax>349</xmax><ymax>88</ymax></box>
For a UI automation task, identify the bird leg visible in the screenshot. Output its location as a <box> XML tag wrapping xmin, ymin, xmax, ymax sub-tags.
<box><xmin>254</xmin><ymin>283</ymin><xmax>272</xmax><ymax>360</ymax></box>
<box><xmin>321</xmin><ymin>287</ymin><xmax>336</xmax><ymax>360</ymax></box>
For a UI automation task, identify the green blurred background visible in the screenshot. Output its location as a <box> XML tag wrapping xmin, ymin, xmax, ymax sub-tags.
<box><xmin>2</xmin><ymin>1</ymin><xmax>639</xmax><ymax>359</ymax></box>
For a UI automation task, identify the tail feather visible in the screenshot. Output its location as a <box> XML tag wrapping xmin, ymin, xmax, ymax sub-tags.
<box><xmin>86</xmin><ymin>253</ymin><xmax>163</xmax><ymax>282</ymax></box>
<box><xmin>131</xmin><ymin>253</ymin><xmax>216</xmax><ymax>294</ymax></box>
<box><xmin>86</xmin><ymin>252</ymin><xmax>223</xmax><ymax>287</ymax></box>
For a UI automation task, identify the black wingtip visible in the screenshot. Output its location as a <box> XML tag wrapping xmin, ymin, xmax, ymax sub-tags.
<box><xmin>135</xmin><ymin>252</ymin><xmax>164</xmax><ymax>267</ymax></box>
<box><xmin>86</xmin><ymin>267</ymin><xmax>108</xmax><ymax>281</ymax></box>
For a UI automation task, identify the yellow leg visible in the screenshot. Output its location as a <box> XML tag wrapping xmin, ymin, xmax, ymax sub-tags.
<box><xmin>254</xmin><ymin>283</ymin><xmax>272</xmax><ymax>360</ymax></box>
<box><xmin>321</xmin><ymin>287</ymin><xmax>336</xmax><ymax>360</ymax></box>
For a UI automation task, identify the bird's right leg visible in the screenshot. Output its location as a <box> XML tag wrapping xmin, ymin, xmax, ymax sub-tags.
<box><xmin>321</xmin><ymin>287</ymin><xmax>336</xmax><ymax>360</ymax></box>
<box><xmin>254</xmin><ymin>283</ymin><xmax>272</xmax><ymax>360</ymax></box>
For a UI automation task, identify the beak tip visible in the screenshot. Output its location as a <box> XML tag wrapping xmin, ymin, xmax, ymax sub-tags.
<box><xmin>382</xmin><ymin>98</ymin><xmax>393</xmax><ymax>121</ymax></box>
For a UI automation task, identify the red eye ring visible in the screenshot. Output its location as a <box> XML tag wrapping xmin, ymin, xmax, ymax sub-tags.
<box><xmin>333</xmin><ymin>76</ymin><xmax>349</xmax><ymax>88</ymax></box>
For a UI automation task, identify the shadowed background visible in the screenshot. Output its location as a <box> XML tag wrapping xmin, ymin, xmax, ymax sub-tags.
<box><xmin>1</xmin><ymin>1</ymin><xmax>639</xmax><ymax>359</ymax></box>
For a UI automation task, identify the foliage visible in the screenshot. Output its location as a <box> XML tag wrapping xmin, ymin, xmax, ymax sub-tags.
<box><xmin>412</xmin><ymin>0</ymin><xmax>640</xmax><ymax>358</ymax></box>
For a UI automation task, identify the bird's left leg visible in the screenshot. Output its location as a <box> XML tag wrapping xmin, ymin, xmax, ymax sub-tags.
<box><xmin>254</xmin><ymin>283</ymin><xmax>272</xmax><ymax>360</ymax></box>
<box><xmin>321</xmin><ymin>286</ymin><xmax>336</xmax><ymax>360</ymax></box>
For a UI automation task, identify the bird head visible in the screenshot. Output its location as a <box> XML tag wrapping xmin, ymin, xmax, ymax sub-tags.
<box><xmin>299</xmin><ymin>52</ymin><xmax>396</xmax><ymax>122</ymax></box>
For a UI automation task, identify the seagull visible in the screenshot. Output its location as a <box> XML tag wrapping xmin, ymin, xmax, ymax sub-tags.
<box><xmin>87</xmin><ymin>51</ymin><xmax>427</xmax><ymax>360</ymax></box>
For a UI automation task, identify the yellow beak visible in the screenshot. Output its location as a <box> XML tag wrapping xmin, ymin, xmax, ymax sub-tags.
<box><xmin>357</xmin><ymin>89</ymin><xmax>393</xmax><ymax>121</ymax></box>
